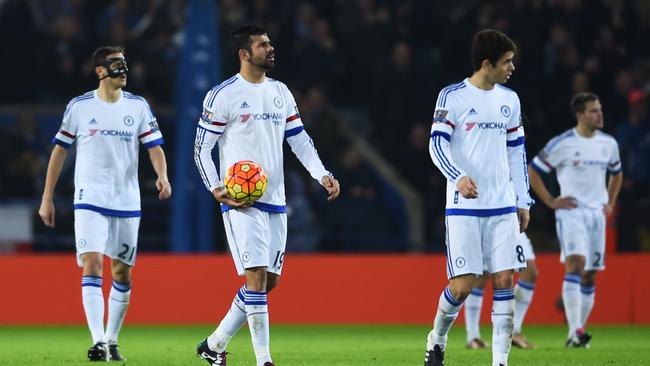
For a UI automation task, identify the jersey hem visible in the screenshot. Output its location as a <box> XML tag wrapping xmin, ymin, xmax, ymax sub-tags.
<box><xmin>74</xmin><ymin>204</ymin><xmax>141</xmax><ymax>217</ymax></box>
<box><xmin>445</xmin><ymin>206</ymin><xmax>516</xmax><ymax>217</ymax></box>
<box><xmin>221</xmin><ymin>202</ymin><xmax>287</xmax><ymax>213</ymax></box>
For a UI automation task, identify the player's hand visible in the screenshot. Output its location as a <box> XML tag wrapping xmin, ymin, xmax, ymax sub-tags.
<box><xmin>603</xmin><ymin>203</ymin><xmax>614</xmax><ymax>217</ymax></box>
<box><xmin>212</xmin><ymin>187</ymin><xmax>252</xmax><ymax>208</ymax></box>
<box><xmin>517</xmin><ymin>208</ymin><xmax>530</xmax><ymax>233</ymax></box>
<box><xmin>550</xmin><ymin>196</ymin><xmax>577</xmax><ymax>210</ymax></box>
<box><xmin>39</xmin><ymin>199</ymin><xmax>56</xmax><ymax>228</ymax></box>
<box><xmin>321</xmin><ymin>175</ymin><xmax>340</xmax><ymax>201</ymax></box>
<box><xmin>156</xmin><ymin>178</ymin><xmax>172</xmax><ymax>200</ymax></box>
<box><xmin>456</xmin><ymin>176</ymin><xmax>478</xmax><ymax>199</ymax></box>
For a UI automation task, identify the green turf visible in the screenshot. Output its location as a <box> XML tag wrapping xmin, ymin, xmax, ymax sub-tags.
<box><xmin>0</xmin><ymin>324</ymin><xmax>649</xmax><ymax>365</ymax></box>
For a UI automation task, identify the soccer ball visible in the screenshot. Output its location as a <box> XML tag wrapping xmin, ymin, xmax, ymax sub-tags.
<box><xmin>224</xmin><ymin>160</ymin><xmax>268</xmax><ymax>202</ymax></box>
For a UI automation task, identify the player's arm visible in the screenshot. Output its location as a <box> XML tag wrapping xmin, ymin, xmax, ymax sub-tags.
<box><xmin>528</xmin><ymin>157</ymin><xmax>577</xmax><ymax>210</ymax></box>
<box><xmin>507</xmin><ymin>137</ymin><xmax>531</xmax><ymax>232</ymax></box>
<box><xmin>604</xmin><ymin>144</ymin><xmax>623</xmax><ymax>216</ymax></box>
<box><xmin>194</xmin><ymin>96</ymin><xmax>248</xmax><ymax>207</ymax></box>
<box><xmin>137</xmin><ymin>102</ymin><xmax>171</xmax><ymax>200</ymax></box>
<box><xmin>39</xmin><ymin>145</ymin><xmax>67</xmax><ymax>227</ymax></box>
<box><xmin>604</xmin><ymin>171</ymin><xmax>623</xmax><ymax>216</ymax></box>
<box><xmin>147</xmin><ymin>145</ymin><xmax>171</xmax><ymax>200</ymax></box>
<box><xmin>284</xmin><ymin>95</ymin><xmax>339</xmax><ymax>201</ymax></box>
<box><xmin>40</xmin><ymin>100</ymin><xmax>78</xmax><ymax>227</ymax></box>
<box><xmin>285</xmin><ymin>126</ymin><xmax>340</xmax><ymax>201</ymax></box>
<box><xmin>429</xmin><ymin>102</ymin><xmax>476</xmax><ymax>198</ymax></box>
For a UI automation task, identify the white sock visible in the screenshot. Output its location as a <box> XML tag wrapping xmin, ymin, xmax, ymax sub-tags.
<box><xmin>464</xmin><ymin>288</ymin><xmax>484</xmax><ymax>341</ymax></box>
<box><xmin>513</xmin><ymin>280</ymin><xmax>535</xmax><ymax>334</ymax></box>
<box><xmin>562</xmin><ymin>273</ymin><xmax>582</xmax><ymax>336</ymax></box>
<box><xmin>106</xmin><ymin>280</ymin><xmax>131</xmax><ymax>344</ymax></box>
<box><xmin>82</xmin><ymin>276</ymin><xmax>105</xmax><ymax>344</ymax></box>
<box><xmin>580</xmin><ymin>285</ymin><xmax>595</xmax><ymax>327</ymax></box>
<box><xmin>427</xmin><ymin>287</ymin><xmax>463</xmax><ymax>351</ymax></box>
<box><xmin>492</xmin><ymin>288</ymin><xmax>515</xmax><ymax>366</ymax></box>
<box><xmin>244</xmin><ymin>289</ymin><xmax>271</xmax><ymax>366</ymax></box>
<box><xmin>207</xmin><ymin>285</ymin><xmax>247</xmax><ymax>352</ymax></box>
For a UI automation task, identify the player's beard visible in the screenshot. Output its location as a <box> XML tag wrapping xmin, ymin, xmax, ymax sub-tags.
<box><xmin>251</xmin><ymin>54</ymin><xmax>275</xmax><ymax>71</ymax></box>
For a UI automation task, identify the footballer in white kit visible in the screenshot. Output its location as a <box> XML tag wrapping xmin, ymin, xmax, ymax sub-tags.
<box><xmin>529</xmin><ymin>92</ymin><xmax>622</xmax><ymax>348</ymax></box>
<box><xmin>193</xmin><ymin>24</ymin><xmax>339</xmax><ymax>366</ymax></box>
<box><xmin>532</xmin><ymin>129</ymin><xmax>619</xmax><ymax>268</ymax></box>
<box><xmin>432</xmin><ymin>78</ymin><xmax>532</xmax><ymax>277</ymax></box>
<box><xmin>195</xmin><ymin>71</ymin><xmax>329</xmax><ymax>275</ymax></box>
<box><xmin>424</xmin><ymin>30</ymin><xmax>533</xmax><ymax>366</ymax></box>
<box><xmin>39</xmin><ymin>47</ymin><xmax>172</xmax><ymax>361</ymax></box>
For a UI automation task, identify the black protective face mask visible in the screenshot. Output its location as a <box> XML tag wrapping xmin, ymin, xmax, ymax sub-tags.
<box><xmin>98</xmin><ymin>57</ymin><xmax>128</xmax><ymax>80</ymax></box>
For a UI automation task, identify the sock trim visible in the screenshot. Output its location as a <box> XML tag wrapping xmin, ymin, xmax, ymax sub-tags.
<box><xmin>112</xmin><ymin>280</ymin><xmax>131</xmax><ymax>293</ymax></box>
<box><xmin>82</xmin><ymin>276</ymin><xmax>103</xmax><ymax>287</ymax></box>
<box><xmin>493</xmin><ymin>288</ymin><xmax>515</xmax><ymax>301</ymax></box>
<box><xmin>443</xmin><ymin>287</ymin><xmax>462</xmax><ymax>307</ymax></box>
<box><xmin>564</xmin><ymin>273</ymin><xmax>581</xmax><ymax>284</ymax></box>
<box><xmin>470</xmin><ymin>288</ymin><xmax>484</xmax><ymax>296</ymax></box>
<box><xmin>517</xmin><ymin>280</ymin><xmax>535</xmax><ymax>290</ymax></box>
<box><xmin>237</xmin><ymin>285</ymin><xmax>246</xmax><ymax>302</ymax></box>
<box><xmin>244</xmin><ymin>289</ymin><xmax>268</xmax><ymax>306</ymax></box>
<box><xmin>580</xmin><ymin>285</ymin><xmax>595</xmax><ymax>294</ymax></box>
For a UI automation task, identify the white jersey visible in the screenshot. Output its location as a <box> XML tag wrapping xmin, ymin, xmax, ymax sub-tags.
<box><xmin>53</xmin><ymin>90</ymin><xmax>164</xmax><ymax>216</ymax></box>
<box><xmin>194</xmin><ymin>73</ymin><xmax>330</xmax><ymax>213</ymax></box>
<box><xmin>429</xmin><ymin>78</ymin><xmax>533</xmax><ymax>216</ymax></box>
<box><xmin>531</xmin><ymin>128</ymin><xmax>621</xmax><ymax>209</ymax></box>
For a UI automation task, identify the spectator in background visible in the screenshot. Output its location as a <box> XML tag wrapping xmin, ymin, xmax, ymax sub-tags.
<box><xmin>616</xmin><ymin>89</ymin><xmax>650</xmax><ymax>251</ymax></box>
<box><xmin>0</xmin><ymin>113</ymin><xmax>45</xmax><ymax>198</ymax></box>
<box><xmin>325</xmin><ymin>143</ymin><xmax>398</xmax><ymax>251</ymax></box>
<box><xmin>369</xmin><ymin>41</ymin><xmax>418</xmax><ymax>153</ymax></box>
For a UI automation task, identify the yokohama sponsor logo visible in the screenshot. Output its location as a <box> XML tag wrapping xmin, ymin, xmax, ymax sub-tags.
<box><xmin>465</xmin><ymin>122</ymin><xmax>507</xmax><ymax>132</ymax></box>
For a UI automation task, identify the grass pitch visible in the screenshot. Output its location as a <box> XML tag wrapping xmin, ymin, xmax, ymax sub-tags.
<box><xmin>0</xmin><ymin>324</ymin><xmax>648</xmax><ymax>365</ymax></box>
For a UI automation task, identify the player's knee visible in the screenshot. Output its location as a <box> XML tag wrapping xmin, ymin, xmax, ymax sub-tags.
<box><xmin>266</xmin><ymin>274</ymin><xmax>280</xmax><ymax>292</ymax></box>
<box><xmin>565</xmin><ymin>255</ymin><xmax>585</xmax><ymax>273</ymax></box>
<box><xmin>582</xmin><ymin>271</ymin><xmax>596</xmax><ymax>286</ymax></box>
<box><xmin>448</xmin><ymin>276</ymin><xmax>474</xmax><ymax>301</ymax></box>
<box><xmin>492</xmin><ymin>271</ymin><xmax>514</xmax><ymax>289</ymax></box>
<box><xmin>245</xmin><ymin>266</ymin><xmax>268</xmax><ymax>291</ymax></box>
<box><xmin>112</xmin><ymin>268</ymin><xmax>132</xmax><ymax>284</ymax></box>
<box><xmin>524</xmin><ymin>265</ymin><xmax>539</xmax><ymax>283</ymax></box>
<box><xmin>82</xmin><ymin>258</ymin><xmax>103</xmax><ymax>276</ymax></box>
<box><xmin>111</xmin><ymin>261</ymin><xmax>132</xmax><ymax>283</ymax></box>
<box><xmin>528</xmin><ymin>269</ymin><xmax>539</xmax><ymax>283</ymax></box>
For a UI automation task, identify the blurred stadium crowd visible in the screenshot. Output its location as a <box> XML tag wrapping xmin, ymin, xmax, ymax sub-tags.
<box><xmin>0</xmin><ymin>0</ymin><xmax>649</xmax><ymax>252</ymax></box>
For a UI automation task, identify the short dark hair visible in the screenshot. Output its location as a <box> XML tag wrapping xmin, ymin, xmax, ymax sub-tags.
<box><xmin>92</xmin><ymin>46</ymin><xmax>125</xmax><ymax>67</ymax></box>
<box><xmin>231</xmin><ymin>24</ymin><xmax>267</xmax><ymax>59</ymax></box>
<box><xmin>570</xmin><ymin>92</ymin><xmax>600</xmax><ymax>116</ymax></box>
<box><xmin>471</xmin><ymin>29</ymin><xmax>517</xmax><ymax>71</ymax></box>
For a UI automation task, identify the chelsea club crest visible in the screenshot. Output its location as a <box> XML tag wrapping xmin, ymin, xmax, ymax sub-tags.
<box><xmin>273</xmin><ymin>96</ymin><xmax>284</xmax><ymax>109</ymax></box>
<box><xmin>500</xmin><ymin>105</ymin><xmax>511</xmax><ymax>118</ymax></box>
<box><xmin>123</xmin><ymin>115</ymin><xmax>135</xmax><ymax>126</ymax></box>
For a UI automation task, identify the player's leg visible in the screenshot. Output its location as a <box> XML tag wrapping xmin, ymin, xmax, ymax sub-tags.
<box><xmin>75</xmin><ymin>210</ymin><xmax>110</xmax><ymax>361</ymax></box>
<box><xmin>245</xmin><ymin>266</ymin><xmax>273</xmax><ymax>366</ymax></box>
<box><xmin>199</xmin><ymin>208</ymin><xmax>274</xmax><ymax>366</ymax></box>
<box><xmin>563</xmin><ymin>255</ymin><xmax>587</xmax><ymax>344</ymax></box>
<box><xmin>491</xmin><ymin>270</ymin><xmax>515</xmax><ymax>366</ymax></box>
<box><xmin>556</xmin><ymin>209</ymin><xmax>590</xmax><ymax>346</ymax></box>
<box><xmin>465</xmin><ymin>272</ymin><xmax>490</xmax><ymax>348</ymax></box>
<box><xmin>580</xmin><ymin>210</ymin><xmax>606</xmax><ymax>332</ymax></box>
<box><xmin>199</xmin><ymin>210</ymin><xmax>254</xmax><ymax>365</ymax></box>
<box><xmin>243</xmin><ymin>211</ymin><xmax>286</xmax><ymax>366</ymax></box>
<box><xmin>512</xmin><ymin>233</ymin><xmax>538</xmax><ymax>349</ymax></box>
<box><xmin>425</xmin><ymin>216</ymin><xmax>483</xmax><ymax>365</ymax></box>
<box><xmin>202</xmin><ymin>258</ymin><xmax>281</xmax><ymax>365</ymax></box>
<box><xmin>105</xmin><ymin>216</ymin><xmax>139</xmax><ymax>361</ymax></box>
<box><xmin>512</xmin><ymin>259</ymin><xmax>537</xmax><ymax>348</ymax></box>
<box><xmin>580</xmin><ymin>270</ymin><xmax>596</xmax><ymax>327</ymax></box>
<box><xmin>487</xmin><ymin>213</ymin><xmax>525</xmax><ymax>366</ymax></box>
